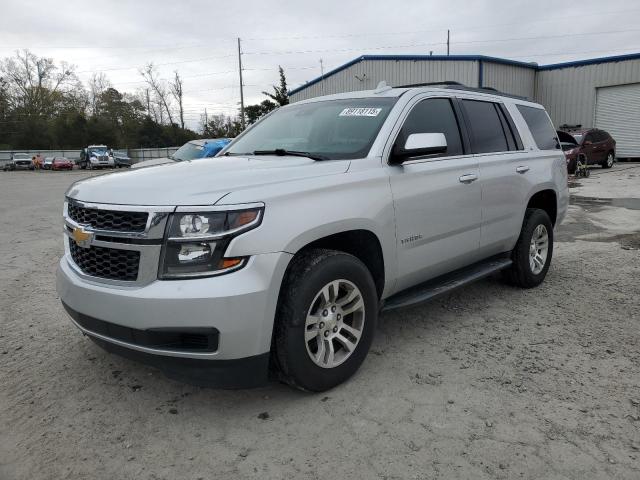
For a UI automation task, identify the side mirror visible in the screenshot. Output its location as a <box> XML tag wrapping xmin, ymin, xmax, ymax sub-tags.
<box><xmin>391</xmin><ymin>133</ymin><xmax>447</xmax><ymax>164</ymax></box>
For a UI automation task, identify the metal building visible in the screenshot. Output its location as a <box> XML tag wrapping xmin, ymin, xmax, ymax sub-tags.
<box><xmin>288</xmin><ymin>53</ymin><xmax>640</xmax><ymax>158</ymax></box>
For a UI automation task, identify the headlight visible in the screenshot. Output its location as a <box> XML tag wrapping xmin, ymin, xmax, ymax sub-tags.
<box><xmin>159</xmin><ymin>205</ymin><xmax>263</xmax><ymax>279</ymax></box>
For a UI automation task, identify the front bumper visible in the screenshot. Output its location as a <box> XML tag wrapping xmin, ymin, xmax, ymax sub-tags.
<box><xmin>57</xmin><ymin>251</ymin><xmax>292</xmax><ymax>386</ymax></box>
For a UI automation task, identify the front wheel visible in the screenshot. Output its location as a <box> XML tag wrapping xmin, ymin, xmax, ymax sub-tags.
<box><xmin>274</xmin><ymin>249</ymin><xmax>378</xmax><ymax>392</ymax></box>
<box><xmin>601</xmin><ymin>152</ymin><xmax>614</xmax><ymax>169</ymax></box>
<box><xmin>503</xmin><ymin>208</ymin><xmax>553</xmax><ymax>288</ymax></box>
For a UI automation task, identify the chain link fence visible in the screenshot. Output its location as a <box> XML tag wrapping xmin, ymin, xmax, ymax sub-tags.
<box><xmin>0</xmin><ymin>147</ymin><xmax>179</xmax><ymax>163</ymax></box>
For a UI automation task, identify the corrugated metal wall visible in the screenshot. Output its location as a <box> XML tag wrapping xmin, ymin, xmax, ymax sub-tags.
<box><xmin>290</xmin><ymin>59</ymin><xmax>479</xmax><ymax>102</ymax></box>
<box><xmin>482</xmin><ymin>61</ymin><xmax>536</xmax><ymax>99</ymax></box>
<box><xmin>535</xmin><ymin>58</ymin><xmax>640</xmax><ymax>127</ymax></box>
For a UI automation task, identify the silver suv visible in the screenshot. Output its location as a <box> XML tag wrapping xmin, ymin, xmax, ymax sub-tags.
<box><xmin>57</xmin><ymin>83</ymin><xmax>569</xmax><ymax>391</ymax></box>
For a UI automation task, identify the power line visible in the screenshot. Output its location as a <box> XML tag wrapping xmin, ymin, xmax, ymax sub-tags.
<box><xmin>75</xmin><ymin>54</ymin><xmax>236</xmax><ymax>74</ymax></box>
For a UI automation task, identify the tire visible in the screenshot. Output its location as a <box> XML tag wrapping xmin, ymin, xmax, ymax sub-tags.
<box><xmin>567</xmin><ymin>157</ymin><xmax>577</xmax><ymax>175</ymax></box>
<box><xmin>601</xmin><ymin>151</ymin><xmax>614</xmax><ymax>169</ymax></box>
<box><xmin>274</xmin><ymin>248</ymin><xmax>378</xmax><ymax>392</ymax></box>
<box><xmin>503</xmin><ymin>208</ymin><xmax>553</xmax><ymax>288</ymax></box>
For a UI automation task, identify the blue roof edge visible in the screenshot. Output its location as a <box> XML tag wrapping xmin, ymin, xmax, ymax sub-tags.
<box><xmin>537</xmin><ymin>52</ymin><xmax>640</xmax><ymax>71</ymax></box>
<box><xmin>288</xmin><ymin>52</ymin><xmax>640</xmax><ymax>95</ymax></box>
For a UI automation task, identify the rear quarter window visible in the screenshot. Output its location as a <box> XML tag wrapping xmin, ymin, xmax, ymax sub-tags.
<box><xmin>516</xmin><ymin>105</ymin><xmax>559</xmax><ymax>151</ymax></box>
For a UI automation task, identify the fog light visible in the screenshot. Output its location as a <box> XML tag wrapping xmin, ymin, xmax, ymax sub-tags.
<box><xmin>178</xmin><ymin>242</ymin><xmax>214</xmax><ymax>263</ymax></box>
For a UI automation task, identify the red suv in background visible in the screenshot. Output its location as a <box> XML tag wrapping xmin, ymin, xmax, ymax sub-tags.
<box><xmin>558</xmin><ymin>126</ymin><xmax>616</xmax><ymax>174</ymax></box>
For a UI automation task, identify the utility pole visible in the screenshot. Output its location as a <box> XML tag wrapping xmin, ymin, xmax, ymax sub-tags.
<box><xmin>447</xmin><ymin>30</ymin><xmax>450</xmax><ymax>56</ymax></box>
<box><xmin>320</xmin><ymin>58</ymin><xmax>325</xmax><ymax>95</ymax></box>
<box><xmin>237</xmin><ymin>37</ymin><xmax>246</xmax><ymax>130</ymax></box>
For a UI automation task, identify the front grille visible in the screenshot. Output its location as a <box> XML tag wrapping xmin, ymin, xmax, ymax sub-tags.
<box><xmin>69</xmin><ymin>241</ymin><xmax>140</xmax><ymax>281</ymax></box>
<box><xmin>68</xmin><ymin>203</ymin><xmax>148</xmax><ymax>232</ymax></box>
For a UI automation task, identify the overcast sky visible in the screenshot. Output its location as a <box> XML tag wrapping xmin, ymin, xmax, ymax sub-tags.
<box><xmin>2</xmin><ymin>0</ymin><xmax>639</xmax><ymax>129</ymax></box>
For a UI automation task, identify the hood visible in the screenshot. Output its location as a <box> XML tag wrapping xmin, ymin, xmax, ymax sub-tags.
<box><xmin>66</xmin><ymin>156</ymin><xmax>350</xmax><ymax>205</ymax></box>
<box><xmin>131</xmin><ymin>157</ymin><xmax>173</xmax><ymax>169</ymax></box>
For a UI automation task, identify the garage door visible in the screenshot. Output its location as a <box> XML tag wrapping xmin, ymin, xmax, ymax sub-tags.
<box><xmin>595</xmin><ymin>83</ymin><xmax>640</xmax><ymax>158</ymax></box>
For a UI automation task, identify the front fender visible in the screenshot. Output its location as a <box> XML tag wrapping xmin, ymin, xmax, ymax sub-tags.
<box><xmin>221</xmin><ymin>166</ymin><xmax>398</xmax><ymax>297</ymax></box>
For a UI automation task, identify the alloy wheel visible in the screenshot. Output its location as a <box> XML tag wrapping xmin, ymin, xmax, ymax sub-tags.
<box><xmin>529</xmin><ymin>224</ymin><xmax>549</xmax><ymax>275</ymax></box>
<box><xmin>304</xmin><ymin>279</ymin><xmax>365</xmax><ymax>369</ymax></box>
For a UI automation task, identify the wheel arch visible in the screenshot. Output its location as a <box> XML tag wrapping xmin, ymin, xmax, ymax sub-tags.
<box><xmin>526</xmin><ymin>189</ymin><xmax>557</xmax><ymax>226</ymax></box>
<box><xmin>284</xmin><ymin>227</ymin><xmax>388</xmax><ymax>300</ymax></box>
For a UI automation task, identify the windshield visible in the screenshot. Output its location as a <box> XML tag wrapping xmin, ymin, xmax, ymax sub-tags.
<box><xmin>14</xmin><ymin>153</ymin><xmax>30</xmax><ymax>159</ymax></box>
<box><xmin>89</xmin><ymin>148</ymin><xmax>107</xmax><ymax>156</ymax></box>
<box><xmin>225</xmin><ymin>98</ymin><xmax>398</xmax><ymax>160</ymax></box>
<box><xmin>172</xmin><ymin>141</ymin><xmax>206</xmax><ymax>161</ymax></box>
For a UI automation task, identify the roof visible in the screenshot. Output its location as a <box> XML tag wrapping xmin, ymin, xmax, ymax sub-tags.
<box><xmin>288</xmin><ymin>52</ymin><xmax>640</xmax><ymax>96</ymax></box>
<box><xmin>538</xmin><ymin>52</ymin><xmax>640</xmax><ymax>71</ymax></box>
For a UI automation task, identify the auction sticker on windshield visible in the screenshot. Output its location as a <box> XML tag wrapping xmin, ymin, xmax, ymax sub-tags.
<box><xmin>339</xmin><ymin>107</ymin><xmax>382</xmax><ymax>117</ymax></box>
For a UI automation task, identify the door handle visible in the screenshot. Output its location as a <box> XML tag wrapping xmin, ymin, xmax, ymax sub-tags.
<box><xmin>458</xmin><ymin>173</ymin><xmax>478</xmax><ymax>184</ymax></box>
<box><xmin>516</xmin><ymin>166</ymin><xmax>530</xmax><ymax>174</ymax></box>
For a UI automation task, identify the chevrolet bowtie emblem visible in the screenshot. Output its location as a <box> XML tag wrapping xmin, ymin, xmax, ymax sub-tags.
<box><xmin>72</xmin><ymin>227</ymin><xmax>94</xmax><ymax>248</ymax></box>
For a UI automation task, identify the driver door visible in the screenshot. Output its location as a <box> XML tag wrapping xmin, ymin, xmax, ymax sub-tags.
<box><xmin>388</xmin><ymin>97</ymin><xmax>481</xmax><ymax>292</ymax></box>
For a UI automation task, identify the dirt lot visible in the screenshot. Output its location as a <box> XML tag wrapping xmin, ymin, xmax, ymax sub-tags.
<box><xmin>1</xmin><ymin>165</ymin><xmax>639</xmax><ymax>480</ymax></box>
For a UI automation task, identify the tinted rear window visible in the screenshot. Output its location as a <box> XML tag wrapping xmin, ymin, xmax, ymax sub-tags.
<box><xmin>462</xmin><ymin>100</ymin><xmax>509</xmax><ymax>154</ymax></box>
<box><xmin>517</xmin><ymin>105</ymin><xmax>559</xmax><ymax>150</ymax></box>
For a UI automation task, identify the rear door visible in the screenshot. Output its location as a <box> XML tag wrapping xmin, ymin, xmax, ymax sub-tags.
<box><xmin>582</xmin><ymin>132</ymin><xmax>596</xmax><ymax>164</ymax></box>
<box><xmin>387</xmin><ymin>96</ymin><xmax>482</xmax><ymax>291</ymax></box>
<box><xmin>461</xmin><ymin>98</ymin><xmax>531</xmax><ymax>256</ymax></box>
<box><xmin>592</xmin><ymin>130</ymin><xmax>608</xmax><ymax>163</ymax></box>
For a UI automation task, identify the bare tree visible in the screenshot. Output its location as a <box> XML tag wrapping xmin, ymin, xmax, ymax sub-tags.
<box><xmin>0</xmin><ymin>49</ymin><xmax>78</xmax><ymax>115</ymax></box>
<box><xmin>170</xmin><ymin>70</ymin><xmax>184</xmax><ymax>129</ymax></box>
<box><xmin>139</xmin><ymin>63</ymin><xmax>173</xmax><ymax>125</ymax></box>
<box><xmin>88</xmin><ymin>72</ymin><xmax>111</xmax><ymax>116</ymax></box>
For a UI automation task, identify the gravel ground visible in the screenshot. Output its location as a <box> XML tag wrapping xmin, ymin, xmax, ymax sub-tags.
<box><xmin>1</xmin><ymin>165</ymin><xmax>639</xmax><ymax>480</ymax></box>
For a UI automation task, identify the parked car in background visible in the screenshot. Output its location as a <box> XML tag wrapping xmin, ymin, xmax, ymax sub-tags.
<box><xmin>52</xmin><ymin>157</ymin><xmax>74</xmax><ymax>171</ymax></box>
<box><xmin>78</xmin><ymin>145</ymin><xmax>115</xmax><ymax>170</ymax></box>
<box><xmin>112</xmin><ymin>151</ymin><xmax>132</xmax><ymax>168</ymax></box>
<box><xmin>131</xmin><ymin>138</ymin><xmax>232</xmax><ymax>169</ymax></box>
<box><xmin>43</xmin><ymin>157</ymin><xmax>55</xmax><ymax>170</ymax></box>
<box><xmin>5</xmin><ymin>153</ymin><xmax>34</xmax><ymax>171</ymax></box>
<box><xmin>558</xmin><ymin>126</ymin><xmax>616</xmax><ymax>174</ymax></box>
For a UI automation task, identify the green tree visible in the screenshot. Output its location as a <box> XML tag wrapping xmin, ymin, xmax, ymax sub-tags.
<box><xmin>262</xmin><ymin>66</ymin><xmax>289</xmax><ymax>106</ymax></box>
<box><xmin>243</xmin><ymin>67</ymin><xmax>289</xmax><ymax>126</ymax></box>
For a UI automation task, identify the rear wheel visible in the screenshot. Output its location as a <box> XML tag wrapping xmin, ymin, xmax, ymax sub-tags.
<box><xmin>601</xmin><ymin>152</ymin><xmax>614</xmax><ymax>169</ymax></box>
<box><xmin>274</xmin><ymin>249</ymin><xmax>378</xmax><ymax>392</ymax></box>
<box><xmin>503</xmin><ymin>208</ymin><xmax>553</xmax><ymax>288</ymax></box>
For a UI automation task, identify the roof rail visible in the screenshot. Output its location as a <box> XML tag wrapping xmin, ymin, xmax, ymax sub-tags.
<box><xmin>396</xmin><ymin>81</ymin><xmax>464</xmax><ymax>88</ymax></box>
<box><xmin>396</xmin><ymin>81</ymin><xmax>528</xmax><ymax>100</ymax></box>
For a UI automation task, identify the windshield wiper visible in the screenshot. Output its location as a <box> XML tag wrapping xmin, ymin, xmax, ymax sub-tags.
<box><xmin>253</xmin><ymin>149</ymin><xmax>327</xmax><ymax>161</ymax></box>
<box><xmin>223</xmin><ymin>151</ymin><xmax>251</xmax><ymax>156</ymax></box>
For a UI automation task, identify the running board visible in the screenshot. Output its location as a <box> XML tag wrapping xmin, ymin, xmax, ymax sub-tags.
<box><xmin>382</xmin><ymin>256</ymin><xmax>512</xmax><ymax>311</ymax></box>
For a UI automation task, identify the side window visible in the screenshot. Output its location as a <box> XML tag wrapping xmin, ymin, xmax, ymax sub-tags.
<box><xmin>594</xmin><ymin>131</ymin><xmax>607</xmax><ymax>142</ymax></box>
<box><xmin>397</xmin><ymin>98</ymin><xmax>463</xmax><ymax>157</ymax></box>
<box><xmin>516</xmin><ymin>105</ymin><xmax>559</xmax><ymax>150</ymax></box>
<box><xmin>584</xmin><ymin>132</ymin><xmax>594</xmax><ymax>144</ymax></box>
<box><xmin>497</xmin><ymin>104</ymin><xmax>524</xmax><ymax>150</ymax></box>
<box><xmin>462</xmin><ymin>100</ymin><xmax>509</xmax><ymax>154</ymax></box>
